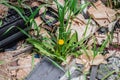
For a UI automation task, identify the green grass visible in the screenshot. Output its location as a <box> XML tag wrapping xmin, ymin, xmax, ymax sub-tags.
<box><xmin>0</xmin><ymin>0</ymin><xmax>112</xmax><ymax>70</ymax></box>
<box><xmin>0</xmin><ymin>61</ymin><xmax>4</xmax><ymax>65</ymax></box>
<box><xmin>1</xmin><ymin>1</ymin><xmax>118</xmax><ymax>80</ymax></box>
<box><xmin>0</xmin><ymin>20</ymin><xmax>2</xmax><ymax>27</ymax></box>
<box><xmin>0</xmin><ymin>0</ymin><xmax>91</xmax><ymax>63</ymax></box>
<box><xmin>26</xmin><ymin>0</ymin><xmax>91</xmax><ymax>63</ymax></box>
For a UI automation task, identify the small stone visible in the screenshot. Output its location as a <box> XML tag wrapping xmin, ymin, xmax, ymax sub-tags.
<box><xmin>96</xmin><ymin>64</ymin><xmax>114</xmax><ymax>79</ymax></box>
<box><xmin>107</xmin><ymin>74</ymin><xmax>119</xmax><ymax>80</ymax></box>
<box><xmin>98</xmin><ymin>27</ymin><xmax>108</xmax><ymax>34</ymax></box>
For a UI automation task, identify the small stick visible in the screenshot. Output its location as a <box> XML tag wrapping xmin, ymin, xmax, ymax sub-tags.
<box><xmin>12</xmin><ymin>45</ymin><xmax>33</xmax><ymax>57</ymax></box>
<box><xmin>9</xmin><ymin>65</ymin><xmax>31</xmax><ymax>70</ymax></box>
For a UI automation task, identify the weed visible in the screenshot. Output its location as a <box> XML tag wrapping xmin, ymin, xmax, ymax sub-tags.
<box><xmin>27</xmin><ymin>0</ymin><xmax>90</xmax><ymax>63</ymax></box>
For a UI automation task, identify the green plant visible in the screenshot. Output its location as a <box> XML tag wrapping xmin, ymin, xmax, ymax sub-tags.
<box><xmin>27</xmin><ymin>0</ymin><xmax>90</xmax><ymax>63</ymax></box>
<box><xmin>1</xmin><ymin>0</ymin><xmax>47</xmax><ymax>37</ymax></box>
<box><xmin>1</xmin><ymin>0</ymin><xmax>95</xmax><ymax>64</ymax></box>
<box><xmin>0</xmin><ymin>61</ymin><xmax>4</xmax><ymax>65</ymax></box>
<box><xmin>1</xmin><ymin>1</ymin><xmax>114</xmax><ymax>79</ymax></box>
<box><xmin>0</xmin><ymin>20</ymin><xmax>2</xmax><ymax>26</ymax></box>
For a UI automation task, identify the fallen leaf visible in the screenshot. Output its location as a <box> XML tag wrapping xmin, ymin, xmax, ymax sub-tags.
<box><xmin>61</xmin><ymin>55</ymin><xmax>73</xmax><ymax>66</ymax></box>
<box><xmin>75</xmin><ymin>50</ymin><xmax>107</xmax><ymax>72</ymax></box>
<box><xmin>117</xmin><ymin>10</ymin><xmax>120</xmax><ymax>14</ymax></box>
<box><xmin>88</xmin><ymin>0</ymin><xmax>117</xmax><ymax>26</ymax></box>
<box><xmin>16</xmin><ymin>69</ymin><xmax>27</xmax><ymax>79</ymax></box>
<box><xmin>35</xmin><ymin>17</ymin><xmax>43</xmax><ymax>26</ymax></box>
<box><xmin>70</xmin><ymin>20</ymin><xmax>98</xmax><ymax>41</ymax></box>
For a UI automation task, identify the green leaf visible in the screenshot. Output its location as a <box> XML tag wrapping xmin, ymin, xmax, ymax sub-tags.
<box><xmin>3</xmin><ymin>3</ymin><xmax>27</xmax><ymax>21</ymax></box>
<box><xmin>0</xmin><ymin>20</ymin><xmax>2</xmax><ymax>27</ymax></box>
<box><xmin>2</xmin><ymin>26</ymin><xmax>15</xmax><ymax>36</ymax></box>
<box><xmin>74</xmin><ymin>2</ymin><xmax>90</xmax><ymax>15</ymax></box>
<box><xmin>17</xmin><ymin>27</ymin><xmax>31</xmax><ymax>38</ymax></box>
<box><xmin>83</xmin><ymin>18</ymin><xmax>91</xmax><ymax>37</ymax></box>
<box><xmin>27</xmin><ymin>38</ymin><xmax>55</xmax><ymax>57</ymax></box>
<box><xmin>28</xmin><ymin>4</ymin><xmax>47</xmax><ymax>20</ymax></box>
<box><xmin>42</xmin><ymin>41</ymin><xmax>55</xmax><ymax>52</ymax></box>
<box><xmin>64</xmin><ymin>31</ymin><xmax>78</xmax><ymax>54</ymax></box>
<box><xmin>32</xmin><ymin>53</ymin><xmax>35</xmax><ymax>69</ymax></box>
<box><xmin>98</xmin><ymin>35</ymin><xmax>110</xmax><ymax>53</ymax></box>
<box><xmin>0</xmin><ymin>61</ymin><xmax>4</xmax><ymax>65</ymax></box>
<box><xmin>47</xmin><ymin>57</ymin><xmax>65</xmax><ymax>72</ymax></box>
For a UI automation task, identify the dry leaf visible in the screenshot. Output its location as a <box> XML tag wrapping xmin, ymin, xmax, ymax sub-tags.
<box><xmin>88</xmin><ymin>0</ymin><xmax>116</xmax><ymax>26</ymax></box>
<box><xmin>35</xmin><ymin>17</ymin><xmax>43</xmax><ymax>26</ymax></box>
<box><xmin>70</xmin><ymin>20</ymin><xmax>97</xmax><ymax>41</ymax></box>
<box><xmin>31</xmin><ymin>2</ymin><xmax>40</xmax><ymax>7</ymax></box>
<box><xmin>61</xmin><ymin>56</ymin><xmax>73</xmax><ymax>66</ymax></box>
<box><xmin>91</xmin><ymin>54</ymin><xmax>107</xmax><ymax>65</ymax></box>
<box><xmin>0</xmin><ymin>4</ymin><xmax>8</xmax><ymax>18</ymax></box>
<box><xmin>117</xmin><ymin>10</ymin><xmax>120</xmax><ymax>14</ymax></box>
<box><xmin>16</xmin><ymin>69</ymin><xmax>27</xmax><ymax>79</ymax></box>
<box><xmin>74</xmin><ymin>14</ymin><xmax>86</xmax><ymax>25</ymax></box>
<box><xmin>75</xmin><ymin>50</ymin><xmax>107</xmax><ymax>72</ymax></box>
<box><xmin>39</xmin><ymin>6</ymin><xmax>46</xmax><ymax>14</ymax></box>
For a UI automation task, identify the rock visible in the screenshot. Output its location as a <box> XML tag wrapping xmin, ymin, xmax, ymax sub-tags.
<box><xmin>107</xmin><ymin>56</ymin><xmax>120</xmax><ymax>71</ymax></box>
<box><xmin>108</xmin><ymin>21</ymin><xmax>117</xmax><ymax>32</ymax></box>
<box><xmin>71</xmin><ymin>75</ymin><xmax>85</xmax><ymax>80</ymax></box>
<box><xmin>107</xmin><ymin>74</ymin><xmax>119</xmax><ymax>80</ymax></box>
<box><xmin>97</xmin><ymin>56</ymin><xmax>120</xmax><ymax>80</ymax></box>
<box><xmin>114</xmin><ymin>20</ymin><xmax>120</xmax><ymax>30</ymax></box>
<box><xmin>60</xmin><ymin>61</ymin><xmax>84</xmax><ymax>80</ymax></box>
<box><xmin>96</xmin><ymin>64</ymin><xmax>114</xmax><ymax>80</ymax></box>
<box><xmin>97</xmin><ymin>27</ymin><xmax>108</xmax><ymax>34</ymax></box>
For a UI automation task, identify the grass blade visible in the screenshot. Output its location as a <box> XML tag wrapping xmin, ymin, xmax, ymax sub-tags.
<box><xmin>47</xmin><ymin>57</ymin><xmax>65</xmax><ymax>72</ymax></box>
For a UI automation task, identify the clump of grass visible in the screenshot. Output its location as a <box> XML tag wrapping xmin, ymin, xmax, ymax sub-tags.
<box><xmin>1</xmin><ymin>1</ymin><xmax>115</xmax><ymax>78</ymax></box>
<box><xmin>27</xmin><ymin>0</ymin><xmax>90</xmax><ymax>63</ymax></box>
<box><xmin>1</xmin><ymin>0</ymin><xmax>108</xmax><ymax>64</ymax></box>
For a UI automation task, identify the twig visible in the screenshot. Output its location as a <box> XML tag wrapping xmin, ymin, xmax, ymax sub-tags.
<box><xmin>3</xmin><ymin>45</ymin><xmax>33</xmax><ymax>57</ymax></box>
<box><xmin>12</xmin><ymin>45</ymin><xmax>33</xmax><ymax>57</ymax></box>
<box><xmin>9</xmin><ymin>65</ymin><xmax>31</xmax><ymax>70</ymax></box>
